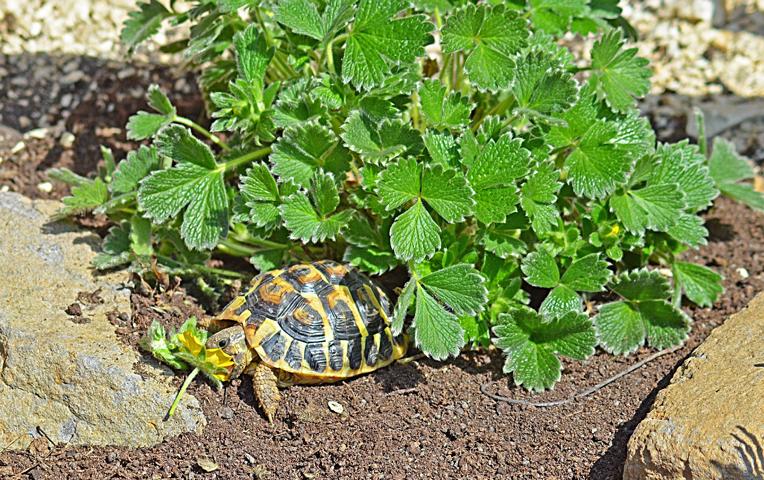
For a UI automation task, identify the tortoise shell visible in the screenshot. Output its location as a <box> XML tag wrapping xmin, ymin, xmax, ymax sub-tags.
<box><xmin>216</xmin><ymin>260</ymin><xmax>408</xmax><ymax>380</ymax></box>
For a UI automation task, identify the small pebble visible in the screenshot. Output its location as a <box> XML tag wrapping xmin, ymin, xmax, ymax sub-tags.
<box><xmin>25</xmin><ymin>127</ymin><xmax>47</xmax><ymax>139</ymax></box>
<box><xmin>10</xmin><ymin>141</ymin><xmax>25</xmax><ymax>154</ymax></box>
<box><xmin>197</xmin><ymin>456</ymin><xmax>219</xmax><ymax>473</ymax></box>
<box><xmin>37</xmin><ymin>182</ymin><xmax>53</xmax><ymax>193</ymax></box>
<box><xmin>18</xmin><ymin>116</ymin><xmax>30</xmax><ymax>129</ymax></box>
<box><xmin>65</xmin><ymin>302</ymin><xmax>82</xmax><ymax>316</ymax></box>
<box><xmin>60</xmin><ymin>93</ymin><xmax>73</xmax><ymax>108</ymax></box>
<box><xmin>244</xmin><ymin>452</ymin><xmax>256</xmax><ymax>464</ymax></box>
<box><xmin>105</xmin><ymin>452</ymin><xmax>118</xmax><ymax>463</ymax></box>
<box><xmin>737</xmin><ymin>267</ymin><xmax>750</xmax><ymax>279</ymax></box>
<box><xmin>60</xmin><ymin>131</ymin><xmax>76</xmax><ymax>149</ymax></box>
<box><xmin>220</xmin><ymin>406</ymin><xmax>235</xmax><ymax>419</ymax></box>
<box><xmin>61</xmin><ymin>70</ymin><xmax>85</xmax><ymax>84</ymax></box>
<box><xmin>327</xmin><ymin>400</ymin><xmax>344</xmax><ymax>414</ymax></box>
<box><xmin>0</xmin><ymin>186</ymin><xmax>9</xmax><ymax>193</ymax></box>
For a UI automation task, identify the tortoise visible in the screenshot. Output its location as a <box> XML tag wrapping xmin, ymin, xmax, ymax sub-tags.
<box><xmin>206</xmin><ymin>260</ymin><xmax>408</xmax><ymax>421</ymax></box>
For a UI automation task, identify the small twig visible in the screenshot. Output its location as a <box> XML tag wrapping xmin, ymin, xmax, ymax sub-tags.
<box><xmin>0</xmin><ymin>434</ymin><xmax>23</xmax><ymax>454</ymax></box>
<box><xmin>398</xmin><ymin>353</ymin><xmax>426</xmax><ymax>365</ymax></box>
<box><xmin>36</xmin><ymin>427</ymin><xmax>56</xmax><ymax>448</ymax></box>
<box><xmin>15</xmin><ymin>461</ymin><xmax>41</xmax><ymax>478</ymax></box>
<box><xmin>481</xmin><ymin>346</ymin><xmax>683</xmax><ymax>408</ymax></box>
<box><xmin>386</xmin><ymin>387</ymin><xmax>418</xmax><ymax>396</ymax></box>
<box><xmin>12</xmin><ymin>428</ymin><xmax>61</xmax><ymax>478</ymax></box>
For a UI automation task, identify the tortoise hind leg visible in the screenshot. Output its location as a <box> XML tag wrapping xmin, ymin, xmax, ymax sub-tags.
<box><xmin>247</xmin><ymin>361</ymin><xmax>281</xmax><ymax>422</ymax></box>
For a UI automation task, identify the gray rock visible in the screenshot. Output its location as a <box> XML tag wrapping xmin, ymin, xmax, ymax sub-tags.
<box><xmin>0</xmin><ymin>193</ymin><xmax>205</xmax><ymax>449</ymax></box>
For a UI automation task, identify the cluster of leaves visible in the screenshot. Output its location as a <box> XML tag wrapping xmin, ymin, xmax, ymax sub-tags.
<box><xmin>52</xmin><ymin>0</ymin><xmax>764</xmax><ymax>391</ymax></box>
<box><xmin>141</xmin><ymin>317</ymin><xmax>234</xmax><ymax>415</ymax></box>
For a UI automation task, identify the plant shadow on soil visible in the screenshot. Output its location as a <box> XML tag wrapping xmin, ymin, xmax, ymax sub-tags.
<box><xmin>3</xmin><ymin>50</ymin><xmax>764</xmax><ymax>479</ymax></box>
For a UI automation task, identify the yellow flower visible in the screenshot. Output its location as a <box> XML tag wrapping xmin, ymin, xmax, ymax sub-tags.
<box><xmin>207</xmin><ymin>347</ymin><xmax>236</xmax><ymax>381</ymax></box>
<box><xmin>176</xmin><ymin>330</ymin><xmax>235</xmax><ymax>381</ymax></box>
<box><xmin>177</xmin><ymin>330</ymin><xmax>203</xmax><ymax>357</ymax></box>
<box><xmin>605</xmin><ymin>224</ymin><xmax>620</xmax><ymax>237</ymax></box>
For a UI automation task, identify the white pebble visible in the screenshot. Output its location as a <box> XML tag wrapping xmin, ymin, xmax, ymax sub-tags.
<box><xmin>10</xmin><ymin>141</ymin><xmax>25</xmax><ymax>154</ymax></box>
<box><xmin>25</xmin><ymin>127</ymin><xmax>47</xmax><ymax>139</ymax></box>
<box><xmin>37</xmin><ymin>182</ymin><xmax>53</xmax><ymax>193</ymax></box>
<box><xmin>60</xmin><ymin>132</ymin><xmax>75</xmax><ymax>149</ymax></box>
<box><xmin>737</xmin><ymin>267</ymin><xmax>750</xmax><ymax>280</ymax></box>
<box><xmin>60</xmin><ymin>93</ymin><xmax>73</xmax><ymax>108</ymax></box>
<box><xmin>327</xmin><ymin>400</ymin><xmax>344</xmax><ymax>414</ymax></box>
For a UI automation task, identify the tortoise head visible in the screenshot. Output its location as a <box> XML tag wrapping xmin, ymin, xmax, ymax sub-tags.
<box><xmin>206</xmin><ymin>325</ymin><xmax>253</xmax><ymax>380</ymax></box>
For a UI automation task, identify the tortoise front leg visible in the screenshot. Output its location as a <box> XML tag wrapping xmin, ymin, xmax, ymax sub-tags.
<box><xmin>247</xmin><ymin>360</ymin><xmax>281</xmax><ymax>422</ymax></box>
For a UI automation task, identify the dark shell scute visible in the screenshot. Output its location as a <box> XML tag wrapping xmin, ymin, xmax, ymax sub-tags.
<box><xmin>278</xmin><ymin>296</ymin><xmax>326</xmax><ymax>343</ymax></box>
<box><xmin>379</xmin><ymin>330</ymin><xmax>393</xmax><ymax>361</ymax></box>
<box><xmin>353</xmin><ymin>287</ymin><xmax>386</xmax><ymax>335</ymax></box>
<box><xmin>304</xmin><ymin>343</ymin><xmax>327</xmax><ymax>372</ymax></box>
<box><xmin>364</xmin><ymin>335</ymin><xmax>379</xmax><ymax>367</ymax></box>
<box><xmin>347</xmin><ymin>337</ymin><xmax>362</xmax><ymax>370</ymax></box>
<box><xmin>285</xmin><ymin>340</ymin><xmax>303</xmax><ymax>370</ymax></box>
<box><xmin>339</xmin><ymin>269</ymin><xmax>368</xmax><ymax>291</ymax></box>
<box><xmin>261</xmin><ymin>332</ymin><xmax>286</xmax><ymax>362</ymax></box>
<box><xmin>243</xmin><ymin>274</ymin><xmax>292</xmax><ymax>321</ymax></box>
<box><xmin>328</xmin><ymin>339</ymin><xmax>344</xmax><ymax>371</ymax></box>
<box><xmin>325</xmin><ymin>296</ymin><xmax>361</xmax><ymax>340</ymax></box>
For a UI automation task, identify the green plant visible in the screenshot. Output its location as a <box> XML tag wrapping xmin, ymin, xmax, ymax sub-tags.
<box><xmin>141</xmin><ymin>317</ymin><xmax>233</xmax><ymax>416</ymax></box>
<box><xmin>51</xmin><ymin>0</ymin><xmax>764</xmax><ymax>391</ymax></box>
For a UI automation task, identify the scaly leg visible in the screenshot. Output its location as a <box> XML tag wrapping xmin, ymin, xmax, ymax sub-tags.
<box><xmin>248</xmin><ymin>361</ymin><xmax>281</xmax><ymax>422</ymax></box>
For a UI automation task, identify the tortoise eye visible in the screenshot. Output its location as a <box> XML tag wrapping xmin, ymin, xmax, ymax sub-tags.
<box><xmin>217</xmin><ymin>339</ymin><xmax>229</xmax><ymax>348</ymax></box>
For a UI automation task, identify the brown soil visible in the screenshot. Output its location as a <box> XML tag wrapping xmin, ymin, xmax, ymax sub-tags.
<box><xmin>0</xmin><ymin>52</ymin><xmax>202</xmax><ymax>200</ymax></box>
<box><xmin>2</xmin><ymin>56</ymin><xmax>764</xmax><ymax>479</ymax></box>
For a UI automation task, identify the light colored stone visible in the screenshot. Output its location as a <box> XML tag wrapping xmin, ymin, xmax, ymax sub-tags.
<box><xmin>618</xmin><ymin>0</ymin><xmax>764</xmax><ymax>97</ymax></box>
<box><xmin>24</xmin><ymin>127</ymin><xmax>47</xmax><ymax>139</ymax></box>
<box><xmin>10</xmin><ymin>141</ymin><xmax>25</xmax><ymax>154</ymax></box>
<box><xmin>59</xmin><ymin>131</ymin><xmax>75</xmax><ymax>149</ymax></box>
<box><xmin>624</xmin><ymin>292</ymin><xmax>764</xmax><ymax>480</ymax></box>
<box><xmin>0</xmin><ymin>193</ymin><xmax>205</xmax><ymax>450</ymax></box>
<box><xmin>36</xmin><ymin>181</ymin><xmax>53</xmax><ymax>193</ymax></box>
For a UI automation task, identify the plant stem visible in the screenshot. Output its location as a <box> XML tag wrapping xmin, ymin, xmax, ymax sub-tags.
<box><xmin>222</xmin><ymin>146</ymin><xmax>272</xmax><ymax>172</ymax></box>
<box><xmin>174</xmin><ymin>116</ymin><xmax>231</xmax><ymax>151</ymax></box>
<box><xmin>410</xmin><ymin>91</ymin><xmax>421</xmax><ymax>131</ymax></box>
<box><xmin>167</xmin><ymin>367</ymin><xmax>199</xmax><ymax>418</ymax></box>
<box><xmin>439</xmin><ymin>53</ymin><xmax>453</xmax><ymax>86</ymax></box>
<box><xmin>253</xmin><ymin>6</ymin><xmax>274</xmax><ymax>47</ymax></box>
<box><xmin>694</xmin><ymin>107</ymin><xmax>708</xmax><ymax>157</ymax></box>
<box><xmin>326</xmin><ymin>33</ymin><xmax>349</xmax><ymax>76</ymax></box>
<box><xmin>218</xmin><ymin>237</ymin><xmax>287</xmax><ymax>257</ymax></box>
<box><xmin>434</xmin><ymin>8</ymin><xmax>443</xmax><ymax>29</ymax></box>
<box><xmin>155</xmin><ymin>254</ymin><xmax>245</xmax><ymax>279</ymax></box>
